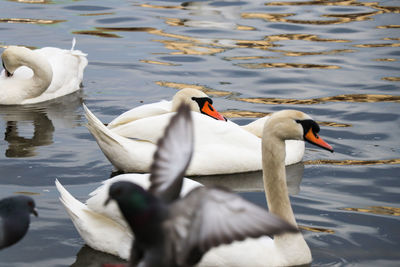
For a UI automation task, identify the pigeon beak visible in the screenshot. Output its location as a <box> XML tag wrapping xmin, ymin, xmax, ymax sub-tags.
<box><xmin>32</xmin><ymin>208</ymin><xmax>38</xmax><ymax>217</ymax></box>
<box><xmin>104</xmin><ymin>197</ymin><xmax>111</xmax><ymax>206</ymax></box>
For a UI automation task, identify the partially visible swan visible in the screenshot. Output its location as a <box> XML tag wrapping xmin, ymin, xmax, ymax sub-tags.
<box><xmin>200</xmin><ymin>110</ymin><xmax>333</xmax><ymax>266</ymax></box>
<box><xmin>0</xmin><ymin>39</ymin><xmax>87</xmax><ymax>105</ymax></box>
<box><xmin>56</xmin><ymin>174</ymin><xmax>202</xmax><ymax>260</ymax></box>
<box><xmin>57</xmin><ymin>108</ymin><xmax>333</xmax><ymax>266</ymax></box>
<box><xmin>84</xmin><ymin>88</ymin><xmax>304</xmax><ymax>175</ymax></box>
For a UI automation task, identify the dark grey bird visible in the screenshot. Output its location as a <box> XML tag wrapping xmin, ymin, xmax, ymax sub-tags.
<box><xmin>0</xmin><ymin>195</ymin><xmax>38</xmax><ymax>250</ymax></box>
<box><xmin>105</xmin><ymin>104</ymin><xmax>298</xmax><ymax>267</ymax></box>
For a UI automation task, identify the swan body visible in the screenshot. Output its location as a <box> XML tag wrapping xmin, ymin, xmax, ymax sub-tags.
<box><xmin>58</xmin><ymin>108</ymin><xmax>333</xmax><ymax>266</ymax></box>
<box><xmin>0</xmin><ymin>40</ymin><xmax>87</xmax><ymax>105</ymax></box>
<box><xmin>84</xmin><ymin>89</ymin><xmax>304</xmax><ymax>175</ymax></box>
<box><xmin>56</xmin><ymin>174</ymin><xmax>202</xmax><ymax>260</ymax></box>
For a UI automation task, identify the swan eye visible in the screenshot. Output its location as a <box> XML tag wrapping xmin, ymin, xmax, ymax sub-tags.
<box><xmin>191</xmin><ymin>97</ymin><xmax>213</xmax><ymax>111</ymax></box>
<box><xmin>295</xmin><ymin>119</ymin><xmax>320</xmax><ymax>136</ymax></box>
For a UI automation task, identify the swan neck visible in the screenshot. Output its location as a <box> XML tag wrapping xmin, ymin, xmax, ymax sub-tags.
<box><xmin>10</xmin><ymin>48</ymin><xmax>53</xmax><ymax>99</ymax></box>
<box><xmin>262</xmin><ymin>134</ymin><xmax>297</xmax><ymax>226</ymax></box>
<box><xmin>23</xmin><ymin>51</ymin><xmax>52</xmax><ymax>91</ymax></box>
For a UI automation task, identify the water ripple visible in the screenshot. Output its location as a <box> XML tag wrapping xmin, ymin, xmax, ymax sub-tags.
<box><xmin>236</xmin><ymin>94</ymin><xmax>400</xmax><ymax>105</ymax></box>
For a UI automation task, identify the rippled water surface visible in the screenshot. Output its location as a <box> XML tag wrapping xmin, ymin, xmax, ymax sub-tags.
<box><xmin>0</xmin><ymin>0</ymin><xmax>399</xmax><ymax>266</ymax></box>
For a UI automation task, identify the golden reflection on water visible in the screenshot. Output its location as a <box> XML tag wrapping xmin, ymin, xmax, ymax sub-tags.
<box><xmin>237</xmin><ymin>62</ymin><xmax>340</xmax><ymax>69</ymax></box>
<box><xmin>378</xmin><ymin>25</ymin><xmax>400</xmax><ymax>29</ymax></box>
<box><xmin>242</xmin><ymin>0</ymin><xmax>400</xmax><ymax>25</ymax></box>
<box><xmin>72</xmin><ymin>30</ymin><xmax>121</xmax><ymax>38</ymax></box>
<box><xmin>304</xmin><ymin>159</ymin><xmax>400</xmax><ymax>166</ymax></box>
<box><xmin>14</xmin><ymin>191</ymin><xmax>40</xmax><ymax>195</ymax></box>
<box><xmin>0</xmin><ymin>18</ymin><xmax>65</xmax><ymax>24</ymax></box>
<box><xmin>81</xmin><ymin>26</ymin><xmax>227</xmax><ymax>55</ymax></box>
<box><xmin>374</xmin><ymin>58</ymin><xmax>397</xmax><ymax>62</ymax></box>
<box><xmin>225</xmin><ymin>56</ymin><xmax>279</xmax><ymax>61</ymax></box>
<box><xmin>164</xmin><ymin>17</ymin><xmax>256</xmax><ymax>32</ymax></box>
<box><xmin>7</xmin><ymin>0</ymin><xmax>52</xmax><ymax>3</ymax></box>
<box><xmin>222</xmin><ymin>110</ymin><xmax>270</xmax><ymax>118</ymax></box>
<box><xmin>139</xmin><ymin>3</ymin><xmax>182</xmax><ymax>10</ymax></box>
<box><xmin>237</xmin><ymin>94</ymin><xmax>400</xmax><ymax>105</ymax></box>
<box><xmin>317</xmin><ymin>121</ymin><xmax>352</xmax><ymax>127</ymax></box>
<box><xmin>140</xmin><ymin>60</ymin><xmax>179</xmax><ymax>66</ymax></box>
<box><xmin>155</xmin><ymin>81</ymin><xmax>232</xmax><ymax>97</ymax></box>
<box><xmin>236</xmin><ymin>25</ymin><xmax>256</xmax><ymax>31</ymax></box>
<box><xmin>79</xmin><ymin>13</ymin><xmax>115</xmax><ymax>17</ymax></box>
<box><xmin>342</xmin><ymin>206</ymin><xmax>400</xmax><ymax>216</ymax></box>
<box><xmin>382</xmin><ymin>77</ymin><xmax>400</xmax><ymax>82</ymax></box>
<box><xmin>299</xmin><ymin>225</ymin><xmax>335</xmax><ymax>234</ymax></box>
<box><xmin>265</xmin><ymin>0</ymin><xmax>400</xmax><ymax>13</ymax></box>
<box><xmin>269</xmin><ymin>48</ymin><xmax>354</xmax><ymax>57</ymax></box>
<box><xmin>384</xmin><ymin>37</ymin><xmax>400</xmax><ymax>41</ymax></box>
<box><xmin>242</xmin><ymin>11</ymin><xmax>377</xmax><ymax>26</ymax></box>
<box><xmin>353</xmin><ymin>43</ymin><xmax>400</xmax><ymax>48</ymax></box>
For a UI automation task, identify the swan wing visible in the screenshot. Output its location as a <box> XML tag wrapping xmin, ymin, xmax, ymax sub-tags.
<box><xmin>108</xmin><ymin>100</ymin><xmax>172</xmax><ymax>129</ymax></box>
<box><xmin>36</xmin><ymin>47</ymin><xmax>87</xmax><ymax>95</ymax></box>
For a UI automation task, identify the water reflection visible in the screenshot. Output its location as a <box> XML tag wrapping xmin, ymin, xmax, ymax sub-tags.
<box><xmin>155</xmin><ymin>81</ymin><xmax>233</xmax><ymax>97</ymax></box>
<box><xmin>71</xmin><ymin>245</ymin><xmax>126</xmax><ymax>267</ymax></box>
<box><xmin>7</xmin><ymin>0</ymin><xmax>52</xmax><ymax>3</ymax></box>
<box><xmin>342</xmin><ymin>206</ymin><xmax>400</xmax><ymax>216</ymax></box>
<box><xmin>237</xmin><ymin>94</ymin><xmax>400</xmax><ymax>105</ymax></box>
<box><xmin>0</xmin><ymin>92</ymin><xmax>83</xmax><ymax>158</ymax></box>
<box><xmin>194</xmin><ymin>162</ymin><xmax>305</xmax><ymax>195</ymax></box>
<box><xmin>305</xmin><ymin>158</ymin><xmax>400</xmax><ymax>166</ymax></box>
<box><xmin>3</xmin><ymin>113</ymin><xmax>54</xmax><ymax>157</ymax></box>
<box><xmin>0</xmin><ymin>18</ymin><xmax>65</xmax><ymax>24</ymax></box>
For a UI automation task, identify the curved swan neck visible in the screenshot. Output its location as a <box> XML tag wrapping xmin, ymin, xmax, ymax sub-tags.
<box><xmin>262</xmin><ymin>133</ymin><xmax>297</xmax><ymax>226</ymax></box>
<box><xmin>4</xmin><ymin>47</ymin><xmax>53</xmax><ymax>98</ymax></box>
<box><xmin>21</xmin><ymin>49</ymin><xmax>52</xmax><ymax>92</ymax></box>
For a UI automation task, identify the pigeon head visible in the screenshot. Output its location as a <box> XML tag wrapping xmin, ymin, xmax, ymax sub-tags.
<box><xmin>105</xmin><ymin>181</ymin><xmax>164</xmax><ymax>229</ymax></box>
<box><xmin>0</xmin><ymin>195</ymin><xmax>38</xmax><ymax>250</ymax></box>
<box><xmin>0</xmin><ymin>195</ymin><xmax>38</xmax><ymax>218</ymax></box>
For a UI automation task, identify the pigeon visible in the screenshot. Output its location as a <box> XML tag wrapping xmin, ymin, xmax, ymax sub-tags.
<box><xmin>0</xmin><ymin>195</ymin><xmax>38</xmax><ymax>250</ymax></box>
<box><xmin>105</xmin><ymin>104</ymin><xmax>298</xmax><ymax>267</ymax></box>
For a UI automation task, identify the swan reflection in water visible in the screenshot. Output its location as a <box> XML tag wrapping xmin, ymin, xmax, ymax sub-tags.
<box><xmin>0</xmin><ymin>91</ymin><xmax>83</xmax><ymax>157</ymax></box>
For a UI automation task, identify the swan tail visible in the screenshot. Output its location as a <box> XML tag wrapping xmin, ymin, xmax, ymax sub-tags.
<box><xmin>83</xmin><ymin>103</ymin><xmax>124</xmax><ymax>148</ymax></box>
<box><xmin>83</xmin><ymin>103</ymin><xmax>139</xmax><ymax>172</ymax></box>
<box><xmin>55</xmin><ymin>179</ymin><xmax>87</xmax><ymax>220</ymax></box>
<box><xmin>71</xmin><ymin>38</ymin><xmax>76</xmax><ymax>51</ymax></box>
<box><xmin>55</xmin><ymin>179</ymin><xmax>132</xmax><ymax>260</ymax></box>
<box><xmin>69</xmin><ymin>38</ymin><xmax>88</xmax><ymax>57</ymax></box>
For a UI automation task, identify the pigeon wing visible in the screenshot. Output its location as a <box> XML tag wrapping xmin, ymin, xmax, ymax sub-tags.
<box><xmin>148</xmin><ymin>104</ymin><xmax>194</xmax><ymax>203</ymax></box>
<box><xmin>169</xmin><ymin>187</ymin><xmax>299</xmax><ymax>266</ymax></box>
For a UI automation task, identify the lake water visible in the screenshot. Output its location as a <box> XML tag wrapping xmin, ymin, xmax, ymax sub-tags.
<box><xmin>0</xmin><ymin>0</ymin><xmax>399</xmax><ymax>266</ymax></box>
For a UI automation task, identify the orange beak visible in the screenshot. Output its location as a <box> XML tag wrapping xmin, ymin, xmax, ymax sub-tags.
<box><xmin>201</xmin><ymin>101</ymin><xmax>226</xmax><ymax>121</ymax></box>
<box><xmin>304</xmin><ymin>128</ymin><xmax>334</xmax><ymax>152</ymax></box>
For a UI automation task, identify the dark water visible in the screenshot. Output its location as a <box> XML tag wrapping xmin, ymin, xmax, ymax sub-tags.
<box><xmin>0</xmin><ymin>0</ymin><xmax>399</xmax><ymax>266</ymax></box>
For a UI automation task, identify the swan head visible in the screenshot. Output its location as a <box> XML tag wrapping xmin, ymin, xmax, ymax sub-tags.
<box><xmin>1</xmin><ymin>46</ymin><xmax>32</xmax><ymax>77</ymax></box>
<box><xmin>265</xmin><ymin>110</ymin><xmax>333</xmax><ymax>152</ymax></box>
<box><xmin>171</xmin><ymin>88</ymin><xmax>226</xmax><ymax>121</ymax></box>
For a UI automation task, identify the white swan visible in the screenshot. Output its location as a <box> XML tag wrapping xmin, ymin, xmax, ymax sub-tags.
<box><xmin>57</xmin><ymin>109</ymin><xmax>333</xmax><ymax>266</ymax></box>
<box><xmin>55</xmin><ymin>174</ymin><xmax>202</xmax><ymax>260</ymax></box>
<box><xmin>0</xmin><ymin>39</ymin><xmax>87</xmax><ymax>105</ymax></box>
<box><xmin>199</xmin><ymin>110</ymin><xmax>333</xmax><ymax>266</ymax></box>
<box><xmin>84</xmin><ymin>88</ymin><xmax>304</xmax><ymax>175</ymax></box>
